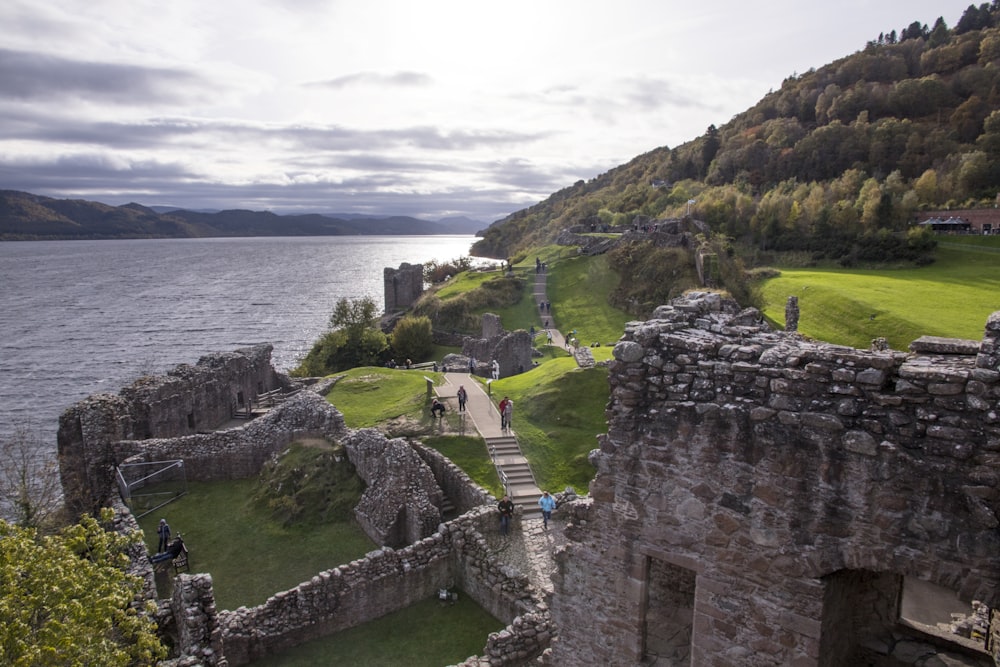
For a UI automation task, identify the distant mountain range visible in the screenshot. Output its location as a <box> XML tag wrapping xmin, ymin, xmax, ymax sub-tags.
<box><xmin>0</xmin><ymin>190</ymin><xmax>487</xmax><ymax>240</ymax></box>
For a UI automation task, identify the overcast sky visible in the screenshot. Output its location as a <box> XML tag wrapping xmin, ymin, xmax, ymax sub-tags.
<box><xmin>0</xmin><ymin>1</ymin><xmax>977</xmax><ymax>222</ymax></box>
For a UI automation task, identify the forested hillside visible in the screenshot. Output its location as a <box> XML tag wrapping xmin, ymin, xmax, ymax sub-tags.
<box><xmin>474</xmin><ymin>4</ymin><xmax>1000</xmax><ymax>263</ymax></box>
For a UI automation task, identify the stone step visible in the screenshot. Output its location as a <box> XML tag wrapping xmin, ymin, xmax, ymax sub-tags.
<box><xmin>503</xmin><ymin>468</ymin><xmax>535</xmax><ymax>482</ymax></box>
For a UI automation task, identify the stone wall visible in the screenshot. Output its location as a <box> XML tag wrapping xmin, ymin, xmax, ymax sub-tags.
<box><xmin>384</xmin><ymin>262</ymin><xmax>424</xmax><ymax>313</ymax></box>
<box><xmin>412</xmin><ymin>442</ymin><xmax>496</xmax><ymax>515</ymax></box>
<box><xmin>58</xmin><ymin>344</ymin><xmax>285</xmax><ymax>514</ymax></box>
<box><xmin>344</xmin><ymin>429</ymin><xmax>445</xmax><ymax>547</ymax></box>
<box><xmin>220</xmin><ymin>505</ymin><xmax>548</xmax><ymax>666</ymax></box>
<box><xmin>462</xmin><ymin>314</ymin><xmax>533</xmax><ymax>378</ymax></box>
<box><xmin>548</xmin><ymin>292</ymin><xmax>1000</xmax><ymax>666</ymax></box>
<box><xmin>61</xmin><ymin>346</ymin><xmax>555</xmax><ymax>665</ymax></box>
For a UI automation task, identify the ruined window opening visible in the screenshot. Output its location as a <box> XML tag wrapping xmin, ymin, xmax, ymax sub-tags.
<box><xmin>187</xmin><ymin>412</ymin><xmax>195</xmax><ymax>429</ymax></box>
<box><xmin>642</xmin><ymin>557</ymin><xmax>695</xmax><ymax>665</ymax></box>
<box><xmin>898</xmin><ymin>577</ymin><xmax>990</xmax><ymax>655</ymax></box>
<box><xmin>257</xmin><ymin>381</ymin><xmax>264</xmax><ymax>394</ymax></box>
<box><xmin>820</xmin><ymin>571</ymin><xmax>990</xmax><ymax>665</ymax></box>
<box><xmin>237</xmin><ymin>391</ymin><xmax>245</xmax><ymax>407</ymax></box>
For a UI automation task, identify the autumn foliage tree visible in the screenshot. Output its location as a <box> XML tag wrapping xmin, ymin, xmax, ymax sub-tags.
<box><xmin>0</xmin><ymin>509</ymin><xmax>166</xmax><ymax>665</ymax></box>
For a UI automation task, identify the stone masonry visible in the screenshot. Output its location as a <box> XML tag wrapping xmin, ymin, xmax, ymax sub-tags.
<box><xmin>57</xmin><ymin>344</ymin><xmax>285</xmax><ymax>515</ymax></box>
<box><xmin>462</xmin><ymin>313</ymin><xmax>534</xmax><ymax>378</ymax></box>
<box><xmin>58</xmin><ymin>347</ymin><xmax>554</xmax><ymax>665</ymax></box>
<box><xmin>548</xmin><ymin>291</ymin><xmax>1000</xmax><ymax>666</ymax></box>
<box><xmin>384</xmin><ymin>262</ymin><xmax>425</xmax><ymax>314</ymax></box>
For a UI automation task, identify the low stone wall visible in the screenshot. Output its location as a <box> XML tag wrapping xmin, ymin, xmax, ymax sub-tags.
<box><xmin>412</xmin><ymin>442</ymin><xmax>495</xmax><ymax>515</ymax></box>
<box><xmin>219</xmin><ymin>505</ymin><xmax>548</xmax><ymax>666</ymax></box>
<box><xmin>114</xmin><ymin>391</ymin><xmax>349</xmax><ymax>483</ymax></box>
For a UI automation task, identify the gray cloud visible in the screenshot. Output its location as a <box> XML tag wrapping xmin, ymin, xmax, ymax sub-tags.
<box><xmin>0</xmin><ymin>149</ymin><xmax>562</xmax><ymax>221</ymax></box>
<box><xmin>306</xmin><ymin>71</ymin><xmax>433</xmax><ymax>89</ymax></box>
<box><xmin>0</xmin><ymin>48</ymin><xmax>206</xmax><ymax>103</ymax></box>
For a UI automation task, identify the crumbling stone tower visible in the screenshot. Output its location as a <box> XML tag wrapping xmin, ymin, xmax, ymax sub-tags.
<box><xmin>384</xmin><ymin>263</ymin><xmax>424</xmax><ymax>314</ymax></box>
<box><xmin>549</xmin><ymin>292</ymin><xmax>1000</xmax><ymax>666</ymax></box>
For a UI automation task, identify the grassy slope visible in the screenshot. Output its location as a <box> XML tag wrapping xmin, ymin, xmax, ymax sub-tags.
<box><xmin>760</xmin><ymin>237</ymin><xmax>1000</xmax><ymax>349</ymax></box>
<box><xmin>486</xmin><ymin>358</ymin><xmax>609</xmax><ymax>493</ymax></box>
<box><xmin>547</xmin><ymin>253</ymin><xmax>630</xmax><ymax>357</ymax></box>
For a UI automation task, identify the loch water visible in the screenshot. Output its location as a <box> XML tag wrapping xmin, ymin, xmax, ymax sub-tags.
<box><xmin>0</xmin><ymin>235</ymin><xmax>477</xmax><ymax>455</ymax></box>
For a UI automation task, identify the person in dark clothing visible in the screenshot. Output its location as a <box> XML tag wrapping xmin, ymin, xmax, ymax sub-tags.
<box><xmin>457</xmin><ymin>386</ymin><xmax>468</xmax><ymax>412</ymax></box>
<box><xmin>151</xmin><ymin>536</ymin><xmax>184</xmax><ymax>564</ymax></box>
<box><xmin>498</xmin><ymin>495</ymin><xmax>515</xmax><ymax>535</ymax></box>
<box><xmin>157</xmin><ymin>518</ymin><xmax>171</xmax><ymax>552</ymax></box>
<box><xmin>431</xmin><ymin>398</ymin><xmax>446</xmax><ymax>418</ymax></box>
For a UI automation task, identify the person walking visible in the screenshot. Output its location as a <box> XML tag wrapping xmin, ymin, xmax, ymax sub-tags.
<box><xmin>157</xmin><ymin>518</ymin><xmax>171</xmax><ymax>552</ymax></box>
<box><xmin>538</xmin><ymin>491</ymin><xmax>556</xmax><ymax>529</ymax></box>
<box><xmin>499</xmin><ymin>396</ymin><xmax>510</xmax><ymax>430</ymax></box>
<box><xmin>457</xmin><ymin>385</ymin><xmax>468</xmax><ymax>412</ymax></box>
<box><xmin>502</xmin><ymin>397</ymin><xmax>513</xmax><ymax>432</ymax></box>
<box><xmin>469</xmin><ymin>356</ymin><xmax>477</xmax><ymax>375</ymax></box>
<box><xmin>498</xmin><ymin>495</ymin><xmax>515</xmax><ymax>536</ymax></box>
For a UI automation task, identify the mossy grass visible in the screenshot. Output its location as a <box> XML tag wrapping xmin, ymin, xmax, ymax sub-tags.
<box><xmin>251</xmin><ymin>593</ymin><xmax>504</xmax><ymax>667</ymax></box>
<box><xmin>760</xmin><ymin>238</ymin><xmax>1000</xmax><ymax>349</ymax></box>
<box><xmin>137</xmin><ymin>477</ymin><xmax>375</xmax><ymax>611</ymax></box>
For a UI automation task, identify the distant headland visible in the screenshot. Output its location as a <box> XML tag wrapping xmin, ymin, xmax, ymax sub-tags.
<box><xmin>0</xmin><ymin>190</ymin><xmax>488</xmax><ymax>241</ymax></box>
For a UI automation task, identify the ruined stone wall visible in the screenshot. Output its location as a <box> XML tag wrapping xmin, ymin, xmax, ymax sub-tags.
<box><xmin>219</xmin><ymin>505</ymin><xmax>547</xmax><ymax>666</ymax></box>
<box><xmin>384</xmin><ymin>262</ymin><xmax>424</xmax><ymax>313</ymax></box>
<box><xmin>462</xmin><ymin>315</ymin><xmax>533</xmax><ymax>378</ymax></box>
<box><xmin>549</xmin><ymin>292</ymin><xmax>1000</xmax><ymax>666</ymax></box>
<box><xmin>58</xmin><ymin>344</ymin><xmax>284</xmax><ymax>513</ymax></box>
<box><xmin>411</xmin><ymin>442</ymin><xmax>495</xmax><ymax>514</ymax></box>
<box><xmin>343</xmin><ymin>429</ymin><xmax>445</xmax><ymax>547</ymax></box>
<box><xmin>114</xmin><ymin>392</ymin><xmax>348</xmax><ymax>485</ymax></box>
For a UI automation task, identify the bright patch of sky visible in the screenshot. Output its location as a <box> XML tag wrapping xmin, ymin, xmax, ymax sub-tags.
<box><xmin>0</xmin><ymin>0</ymin><xmax>977</xmax><ymax>221</ymax></box>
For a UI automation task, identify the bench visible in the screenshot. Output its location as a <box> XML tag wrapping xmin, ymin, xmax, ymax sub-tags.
<box><xmin>172</xmin><ymin>541</ymin><xmax>190</xmax><ymax>574</ymax></box>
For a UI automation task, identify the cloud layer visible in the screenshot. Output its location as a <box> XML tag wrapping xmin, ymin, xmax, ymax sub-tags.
<box><xmin>0</xmin><ymin>0</ymin><xmax>977</xmax><ymax>221</ymax></box>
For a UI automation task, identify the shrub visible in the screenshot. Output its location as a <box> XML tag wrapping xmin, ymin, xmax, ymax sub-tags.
<box><xmin>391</xmin><ymin>315</ymin><xmax>434</xmax><ymax>362</ymax></box>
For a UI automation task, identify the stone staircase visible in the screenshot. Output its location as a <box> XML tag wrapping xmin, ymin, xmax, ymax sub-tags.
<box><xmin>487</xmin><ymin>434</ymin><xmax>542</xmax><ymax>515</ymax></box>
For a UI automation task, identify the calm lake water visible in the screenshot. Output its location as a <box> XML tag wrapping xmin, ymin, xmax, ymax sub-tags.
<box><xmin>0</xmin><ymin>235</ymin><xmax>477</xmax><ymax>455</ymax></box>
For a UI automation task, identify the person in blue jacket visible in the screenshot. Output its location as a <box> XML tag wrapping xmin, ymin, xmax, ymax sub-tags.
<box><xmin>538</xmin><ymin>491</ymin><xmax>556</xmax><ymax>529</ymax></box>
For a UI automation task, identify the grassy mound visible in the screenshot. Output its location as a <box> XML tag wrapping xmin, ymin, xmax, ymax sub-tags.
<box><xmin>253</xmin><ymin>440</ymin><xmax>365</xmax><ymax>526</ymax></box>
<box><xmin>487</xmin><ymin>358</ymin><xmax>608</xmax><ymax>493</ymax></box>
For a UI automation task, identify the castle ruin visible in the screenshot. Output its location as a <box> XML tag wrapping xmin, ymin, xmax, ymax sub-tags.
<box><xmin>56</xmin><ymin>345</ymin><xmax>551</xmax><ymax>665</ymax></box>
<box><xmin>384</xmin><ymin>262</ymin><xmax>424</xmax><ymax>314</ymax></box>
<box><xmin>548</xmin><ymin>292</ymin><xmax>1000</xmax><ymax>666</ymax></box>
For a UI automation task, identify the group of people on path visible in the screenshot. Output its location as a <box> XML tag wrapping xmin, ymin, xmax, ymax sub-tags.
<box><xmin>497</xmin><ymin>490</ymin><xmax>558</xmax><ymax>535</ymax></box>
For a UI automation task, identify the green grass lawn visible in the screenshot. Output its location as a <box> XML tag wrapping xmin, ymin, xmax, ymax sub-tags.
<box><xmin>327</xmin><ymin>367</ymin><xmax>447</xmax><ymax>429</ymax></box>
<box><xmin>252</xmin><ymin>593</ymin><xmax>504</xmax><ymax>667</ymax></box>
<box><xmin>137</xmin><ymin>479</ymin><xmax>375</xmax><ymax>611</ymax></box>
<box><xmin>487</xmin><ymin>358</ymin><xmax>608</xmax><ymax>494</ymax></box>
<box><xmin>760</xmin><ymin>239</ymin><xmax>1000</xmax><ymax>350</ymax></box>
